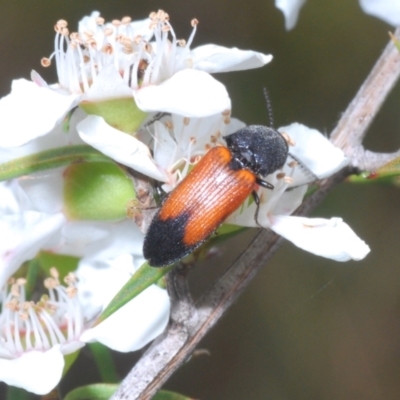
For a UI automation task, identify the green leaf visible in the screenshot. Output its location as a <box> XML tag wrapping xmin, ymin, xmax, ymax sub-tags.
<box><xmin>6</xmin><ymin>386</ymin><xmax>31</xmax><ymax>400</ymax></box>
<box><xmin>348</xmin><ymin>156</ymin><xmax>400</xmax><ymax>185</ymax></box>
<box><xmin>0</xmin><ymin>145</ymin><xmax>111</xmax><ymax>182</ymax></box>
<box><xmin>37</xmin><ymin>251</ymin><xmax>80</xmax><ymax>280</ymax></box>
<box><xmin>24</xmin><ymin>258</ymin><xmax>41</xmax><ymax>299</ymax></box>
<box><xmin>80</xmin><ymin>97</ymin><xmax>146</xmax><ymax>134</ymax></box>
<box><xmin>64</xmin><ymin>383</ymin><xmax>119</xmax><ymax>400</ymax></box>
<box><xmin>153</xmin><ymin>390</ymin><xmax>194</xmax><ymax>400</ymax></box>
<box><xmin>375</xmin><ymin>156</ymin><xmax>400</xmax><ymax>178</ymax></box>
<box><xmin>63</xmin><ymin>349</ymin><xmax>81</xmax><ymax>377</ymax></box>
<box><xmin>214</xmin><ymin>223</ymin><xmax>247</xmax><ymax>243</ymax></box>
<box><xmin>63</xmin><ymin>162</ymin><xmax>136</xmax><ymax>220</ymax></box>
<box><xmin>95</xmin><ymin>261</ymin><xmax>174</xmax><ymax>325</ymax></box>
<box><xmin>88</xmin><ymin>343</ymin><xmax>119</xmax><ymax>383</ymax></box>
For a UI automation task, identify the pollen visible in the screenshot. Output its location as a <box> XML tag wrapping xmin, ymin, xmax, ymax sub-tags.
<box><xmin>276</xmin><ymin>172</ymin><xmax>286</xmax><ymax>180</ymax></box>
<box><xmin>104</xmin><ymin>27</ymin><xmax>114</xmax><ymax>36</ymax></box>
<box><xmin>222</xmin><ymin>110</ymin><xmax>231</xmax><ymax>124</ymax></box>
<box><xmin>287</xmin><ymin>160</ymin><xmax>298</xmax><ymax>168</ymax></box>
<box><xmin>191</xmin><ymin>18</ymin><xmax>199</xmax><ymax>27</ymax></box>
<box><xmin>102</xmin><ymin>43</ymin><xmax>113</xmax><ymax>55</ymax></box>
<box><xmin>41</xmin><ymin>57</ymin><xmax>51</xmax><ymax>67</ymax></box>
<box><xmin>54</xmin><ymin>19</ymin><xmax>68</xmax><ymax>35</ymax></box>
<box><xmin>183</xmin><ymin>117</ymin><xmax>190</xmax><ymax>126</ymax></box>
<box><xmin>121</xmin><ymin>16</ymin><xmax>132</xmax><ymax>24</ymax></box>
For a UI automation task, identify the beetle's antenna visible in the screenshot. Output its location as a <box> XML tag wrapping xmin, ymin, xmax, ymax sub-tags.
<box><xmin>263</xmin><ymin>87</ymin><xmax>274</xmax><ymax>128</ymax></box>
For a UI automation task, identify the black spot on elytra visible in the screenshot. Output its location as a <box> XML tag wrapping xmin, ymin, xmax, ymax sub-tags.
<box><xmin>143</xmin><ymin>211</ymin><xmax>196</xmax><ymax>267</ymax></box>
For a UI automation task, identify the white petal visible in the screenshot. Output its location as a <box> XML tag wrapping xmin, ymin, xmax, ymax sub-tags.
<box><xmin>153</xmin><ymin>121</ymin><xmax>178</xmax><ymax>171</ymax></box>
<box><xmin>81</xmin><ymin>284</ymin><xmax>170</xmax><ymax>351</ymax></box>
<box><xmin>0</xmin><ymin>181</ymin><xmax>32</xmax><ymax>214</ymax></box>
<box><xmin>270</xmin><ymin>215</ymin><xmax>370</xmax><ymax>261</ymax></box>
<box><xmin>275</xmin><ymin>0</ymin><xmax>307</xmax><ymax>30</ymax></box>
<box><xmin>0</xmin><ymin>212</ymin><xmax>65</xmax><ymax>288</ymax></box>
<box><xmin>0</xmin><ymin>107</ymin><xmax>86</xmax><ymax>165</ymax></box>
<box><xmin>359</xmin><ymin>0</ymin><xmax>400</xmax><ymax>26</ymax></box>
<box><xmin>77</xmin><ymin>219</ymin><xmax>145</xmax><ymax>261</ymax></box>
<box><xmin>134</xmin><ymin>69</ymin><xmax>231</xmax><ymax>117</ymax></box>
<box><xmin>78</xmin><ymin>254</ymin><xmax>170</xmax><ymax>352</ymax></box>
<box><xmin>269</xmin><ymin>185</ymin><xmax>307</xmax><ymax>216</ymax></box>
<box><xmin>77</xmin><ymin>115</ymin><xmax>166</xmax><ymax>181</ymax></box>
<box><xmin>48</xmin><ymin>219</ymin><xmax>144</xmax><ymax>260</ymax></box>
<box><xmin>18</xmin><ymin>168</ymin><xmax>64</xmax><ymax>213</ymax></box>
<box><xmin>226</xmin><ymin>184</ymin><xmax>307</xmax><ymax>228</ymax></box>
<box><xmin>0</xmin><ymin>79</ymin><xmax>80</xmax><ymax>147</ymax></box>
<box><xmin>0</xmin><ymin>346</ymin><xmax>64</xmax><ymax>395</ymax></box>
<box><xmin>279</xmin><ymin>123</ymin><xmax>349</xmax><ymax>183</ymax></box>
<box><xmin>191</xmin><ymin>45</ymin><xmax>272</xmax><ymax>73</ymax></box>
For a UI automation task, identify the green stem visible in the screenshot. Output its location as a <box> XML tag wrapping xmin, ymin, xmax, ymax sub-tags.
<box><xmin>0</xmin><ymin>145</ymin><xmax>112</xmax><ymax>181</ymax></box>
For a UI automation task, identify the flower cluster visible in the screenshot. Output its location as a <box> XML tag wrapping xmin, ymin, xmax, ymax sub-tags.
<box><xmin>0</xmin><ymin>9</ymin><xmax>369</xmax><ymax>395</ymax></box>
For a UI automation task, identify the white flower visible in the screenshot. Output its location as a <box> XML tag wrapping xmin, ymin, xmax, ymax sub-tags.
<box><xmin>227</xmin><ymin>123</ymin><xmax>370</xmax><ymax>261</ymax></box>
<box><xmin>0</xmin><ymin>271</ymin><xmax>84</xmax><ymax>395</ymax></box>
<box><xmin>0</xmin><ymin>10</ymin><xmax>272</xmax><ymax>149</ymax></box>
<box><xmin>0</xmin><ymin>182</ymin><xmax>170</xmax><ymax>395</ymax></box>
<box><xmin>276</xmin><ymin>0</ymin><xmax>400</xmax><ymax>29</ymax></box>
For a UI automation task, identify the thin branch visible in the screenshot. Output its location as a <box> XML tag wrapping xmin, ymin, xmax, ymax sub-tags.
<box><xmin>331</xmin><ymin>27</ymin><xmax>400</xmax><ymax>170</ymax></box>
<box><xmin>111</xmin><ymin>30</ymin><xmax>400</xmax><ymax>400</ymax></box>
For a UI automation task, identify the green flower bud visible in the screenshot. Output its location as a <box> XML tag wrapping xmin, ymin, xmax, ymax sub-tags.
<box><xmin>64</xmin><ymin>162</ymin><xmax>136</xmax><ymax>221</ymax></box>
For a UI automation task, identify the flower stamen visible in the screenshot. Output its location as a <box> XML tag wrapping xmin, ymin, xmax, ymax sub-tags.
<box><xmin>0</xmin><ymin>268</ymin><xmax>83</xmax><ymax>358</ymax></box>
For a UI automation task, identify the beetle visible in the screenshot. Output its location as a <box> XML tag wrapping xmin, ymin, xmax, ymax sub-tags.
<box><xmin>142</xmin><ymin>122</ymin><xmax>289</xmax><ymax>267</ymax></box>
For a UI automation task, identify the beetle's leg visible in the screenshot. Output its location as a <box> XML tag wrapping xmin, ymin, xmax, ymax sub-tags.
<box><xmin>251</xmin><ymin>190</ymin><xmax>263</xmax><ymax>228</ymax></box>
<box><xmin>256</xmin><ymin>177</ymin><xmax>274</xmax><ymax>190</ymax></box>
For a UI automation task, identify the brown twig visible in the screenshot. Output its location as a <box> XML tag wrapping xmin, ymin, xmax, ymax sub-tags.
<box><xmin>331</xmin><ymin>27</ymin><xmax>400</xmax><ymax>170</ymax></box>
<box><xmin>111</xmin><ymin>29</ymin><xmax>400</xmax><ymax>400</ymax></box>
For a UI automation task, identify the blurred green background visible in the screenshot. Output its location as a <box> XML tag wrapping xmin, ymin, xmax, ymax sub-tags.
<box><xmin>1</xmin><ymin>1</ymin><xmax>400</xmax><ymax>399</ymax></box>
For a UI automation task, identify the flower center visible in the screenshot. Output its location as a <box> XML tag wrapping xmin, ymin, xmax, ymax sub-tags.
<box><xmin>40</xmin><ymin>10</ymin><xmax>199</xmax><ymax>94</ymax></box>
<box><xmin>0</xmin><ymin>268</ymin><xmax>83</xmax><ymax>358</ymax></box>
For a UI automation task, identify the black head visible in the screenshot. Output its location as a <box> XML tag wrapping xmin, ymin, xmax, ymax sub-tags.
<box><xmin>224</xmin><ymin>125</ymin><xmax>288</xmax><ymax>177</ymax></box>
